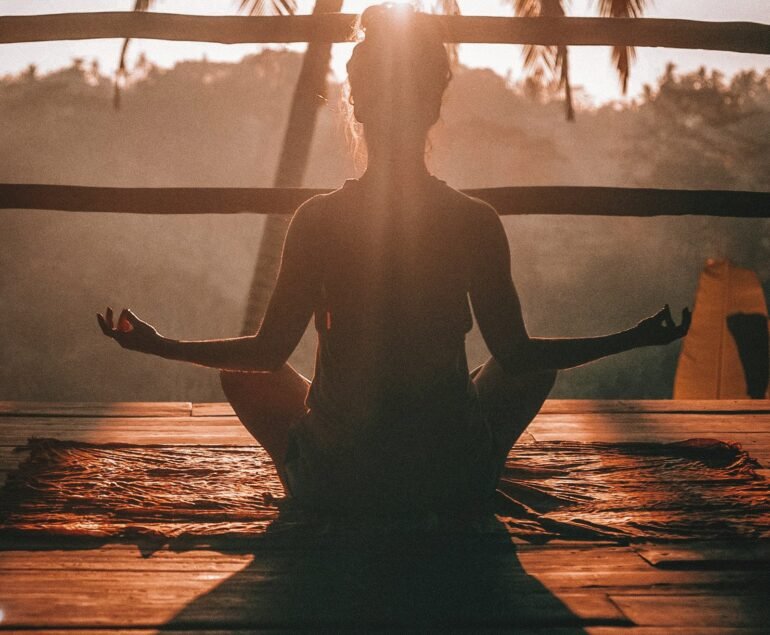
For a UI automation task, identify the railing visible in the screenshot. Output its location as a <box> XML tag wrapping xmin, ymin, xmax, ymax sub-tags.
<box><xmin>2</xmin><ymin>185</ymin><xmax>768</xmax><ymax>218</ymax></box>
<box><xmin>1</xmin><ymin>12</ymin><xmax>769</xmax><ymax>218</ymax></box>
<box><xmin>1</xmin><ymin>13</ymin><xmax>768</xmax><ymax>53</ymax></box>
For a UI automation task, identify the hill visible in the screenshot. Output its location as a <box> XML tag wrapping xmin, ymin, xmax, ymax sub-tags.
<box><xmin>1</xmin><ymin>51</ymin><xmax>768</xmax><ymax>400</ymax></box>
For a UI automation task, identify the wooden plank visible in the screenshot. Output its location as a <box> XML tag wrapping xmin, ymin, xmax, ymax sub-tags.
<box><xmin>0</xmin><ymin>402</ymin><xmax>192</xmax><ymax>417</ymax></box>
<box><xmin>2</xmin><ymin>183</ymin><xmax>769</xmax><ymax>218</ymax></box>
<box><xmin>190</xmin><ymin>400</ymin><xmax>770</xmax><ymax>417</ymax></box>
<box><xmin>636</xmin><ymin>542</ymin><xmax>770</xmax><ymax>570</ymax></box>
<box><xmin>0</xmin><ymin>632</ymin><xmax>607</xmax><ymax>635</ymax></box>
<box><xmin>0</xmin><ymin>632</ymin><xmax>588</xmax><ymax>635</ymax></box>
<box><xmin>17</xmin><ymin>545</ymin><xmax>756</xmax><ymax>585</ymax></box>
<box><xmin>540</xmin><ymin>400</ymin><xmax>770</xmax><ymax>415</ymax></box>
<box><xmin>0</xmin><ymin>416</ymin><xmax>254</xmax><ymax>446</ymax></box>
<box><xmin>16</xmin><ymin>400</ymin><xmax>770</xmax><ymax>419</ymax></box>
<box><xmin>587</xmin><ymin>628</ymin><xmax>765</xmax><ymax>635</ymax></box>
<box><xmin>0</xmin><ymin>12</ymin><xmax>770</xmax><ymax>54</ymax></box>
<box><xmin>0</xmin><ymin>547</ymin><xmax>766</xmax><ymax>627</ymax></box>
<box><xmin>529</xmin><ymin>413</ymin><xmax>770</xmax><ymax>432</ymax></box>
<box><xmin>534</xmin><ymin>570</ymin><xmax>770</xmax><ymax>594</ymax></box>
<box><xmin>193</xmin><ymin>402</ymin><xmax>236</xmax><ymax>417</ymax></box>
<box><xmin>0</xmin><ymin>631</ymin><xmax>623</xmax><ymax>635</ymax></box>
<box><xmin>0</xmin><ymin>568</ymin><xmax>626</xmax><ymax>628</ymax></box>
<box><xmin>517</xmin><ymin>546</ymin><xmax>652</xmax><ymax>572</ymax></box>
<box><xmin>1</xmin><ymin>13</ymin><xmax>768</xmax><ymax>53</ymax></box>
<box><xmin>0</xmin><ymin>415</ymin><xmax>241</xmax><ymax>428</ymax></box>
<box><xmin>610</xmin><ymin>594</ymin><xmax>770</xmax><ymax>627</ymax></box>
<box><xmin>0</xmin><ymin>569</ymin><xmax>229</xmax><ymax>628</ymax></box>
<box><xmin>0</xmin><ymin>547</ymin><xmax>253</xmax><ymax>572</ymax></box>
<box><xmin>527</xmin><ymin>429</ymin><xmax>770</xmax><ymax>445</ymax></box>
<box><xmin>0</xmin><ymin>184</ymin><xmax>323</xmax><ymax>216</ymax></box>
<box><xmin>0</xmin><ymin>429</ymin><xmax>254</xmax><ymax>446</ymax></box>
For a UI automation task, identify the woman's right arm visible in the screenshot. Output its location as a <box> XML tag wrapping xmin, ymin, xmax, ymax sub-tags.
<box><xmin>97</xmin><ymin>198</ymin><xmax>323</xmax><ymax>372</ymax></box>
<box><xmin>97</xmin><ymin>306</ymin><xmax>288</xmax><ymax>372</ymax></box>
<box><xmin>467</xmin><ymin>201</ymin><xmax>690</xmax><ymax>376</ymax></box>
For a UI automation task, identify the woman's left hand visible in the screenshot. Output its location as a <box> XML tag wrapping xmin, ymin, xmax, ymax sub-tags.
<box><xmin>97</xmin><ymin>307</ymin><xmax>162</xmax><ymax>354</ymax></box>
<box><xmin>634</xmin><ymin>304</ymin><xmax>692</xmax><ymax>347</ymax></box>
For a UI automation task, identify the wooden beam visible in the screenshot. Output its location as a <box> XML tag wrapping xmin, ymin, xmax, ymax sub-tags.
<box><xmin>0</xmin><ymin>13</ymin><xmax>768</xmax><ymax>54</ymax></box>
<box><xmin>1</xmin><ymin>183</ymin><xmax>768</xmax><ymax>218</ymax></box>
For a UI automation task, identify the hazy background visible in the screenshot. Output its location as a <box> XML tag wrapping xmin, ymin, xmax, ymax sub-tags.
<box><xmin>2</xmin><ymin>50</ymin><xmax>769</xmax><ymax>401</ymax></box>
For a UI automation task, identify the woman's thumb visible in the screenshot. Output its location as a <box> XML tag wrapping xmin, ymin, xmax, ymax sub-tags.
<box><xmin>118</xmin><ymin>309</ymin><xmax>135</xmax><ymax>332</ymax></box>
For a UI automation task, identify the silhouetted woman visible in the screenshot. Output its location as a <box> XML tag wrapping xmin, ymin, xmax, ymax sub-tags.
<box><xmin>98</xmin><ymin>4</ymin><xmax>689</xmax><ymax>514</ymax></box>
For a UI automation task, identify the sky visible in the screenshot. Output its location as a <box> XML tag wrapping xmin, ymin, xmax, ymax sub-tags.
<box><xmin>1</xmin><ymin>0</ymin><xmax>768</xmax><ymax>104</ymax></box>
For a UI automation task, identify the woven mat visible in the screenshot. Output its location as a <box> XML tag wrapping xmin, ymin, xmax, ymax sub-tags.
<box><xmin>1</xmin><ymin>437</ymin><xmax>767</xmax><ymax>543</ymax></box>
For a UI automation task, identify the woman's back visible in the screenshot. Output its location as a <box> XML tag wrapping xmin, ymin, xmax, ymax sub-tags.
<box><xmin>288</xmin><ymin>176</ymin><xmax>498</xmax><ymax>510</ymax></box>
<box><xmin>307</xmin><ymin>177</ymin><xmax>482</xmax><ymax>419</ymax></box>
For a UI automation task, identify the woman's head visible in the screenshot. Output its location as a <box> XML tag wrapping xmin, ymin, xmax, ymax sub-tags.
<box><xmin>346</xmin><ymin>4</ymin><xmax>452</xmax><ymax>157</ymax></box>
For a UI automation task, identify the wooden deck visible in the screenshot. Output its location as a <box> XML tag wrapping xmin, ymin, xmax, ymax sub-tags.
<box><xmin>1</xmin><ymin>399</ymin><xmax>769</xmax><ymax>633</ymax></box>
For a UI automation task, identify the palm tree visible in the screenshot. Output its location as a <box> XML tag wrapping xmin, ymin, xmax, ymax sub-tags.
<box><xmin>511</xmin><ymin>0</ymin><xmax>648</xmax><ymax>121</ymax></box>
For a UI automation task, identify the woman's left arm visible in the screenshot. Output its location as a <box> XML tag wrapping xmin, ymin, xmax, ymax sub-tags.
<box><xmin>516</xmin><ymin>304</ymin><xmax>691</xmax><ymax>373</ymax></box>
<box><xmin>97</xmin><ymin>200</ymin><xmax>322</xmax><ymax>372</ymax></box>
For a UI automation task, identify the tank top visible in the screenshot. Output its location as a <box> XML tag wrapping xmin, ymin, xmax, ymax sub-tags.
<box><xmin>286</xmin><ymin>176</ymin><xmax>497</xmax><ymax>512</ymax></box>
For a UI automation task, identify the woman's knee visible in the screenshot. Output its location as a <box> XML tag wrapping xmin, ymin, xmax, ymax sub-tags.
<box><xmin>220</xmin><ymin>366</ymin><xmax>309</xmax><ymax>419</ymax></box>
<box><xmin>474</xmin><ymin>357</ymin><xmax>557</xmax><ymax>397</ymax></box>
<box><xmin>531</xmin><ymin>368</ymin><xmax>557</xmax><ymax>396</ymax></box>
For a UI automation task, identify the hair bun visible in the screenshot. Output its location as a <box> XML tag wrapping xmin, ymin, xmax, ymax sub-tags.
<box><xmin>360</xmin><ymin>3</ymin><xmax>419</xmax><ymax>39</ymax></box>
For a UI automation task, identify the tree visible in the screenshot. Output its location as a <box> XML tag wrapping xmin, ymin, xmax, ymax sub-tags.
<box><xmin>510</xmin><ymin>0</ymin><xmax>649</xmax><ymax>121</ymax></box>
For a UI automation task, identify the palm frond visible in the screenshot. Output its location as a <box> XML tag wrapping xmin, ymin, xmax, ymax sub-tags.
<box><xmin>114</xmin><ymin>0</ymin><xmax>152</xmax><ymax>109</ymax></box>
<box><xmin>113</xmin><ymin>0</ymin><xmax>297</xmax><ymax>109</ymax></box>
<box><xmin>238</xmin><ymin>0</ymin><xmax>297</xmax><ymax>16</ymax></box>
<box><xmin>435</xmin><ymin>0</ymin><xmax>461</xmax><ymax>13</ymax></box>
<box><xmin>594</xmin><ymin>0</ymin><xmax>648</xmax><ymax>93</ymax></box>
<box><xmin>512</xmin><ymin>0</ymin><xmax>574</xmax><ymax>121</ymax></box>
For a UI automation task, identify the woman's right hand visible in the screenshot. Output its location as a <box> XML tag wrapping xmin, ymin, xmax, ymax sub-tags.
<box><xmin>634</xmin><ymin>304</ymin><xmax>691</xmax><ymax>347</ymax></box>
<box><xmin>97</xmin><ymin>307</ymin><xmax>162</xmax><ymax>355</ymax></box>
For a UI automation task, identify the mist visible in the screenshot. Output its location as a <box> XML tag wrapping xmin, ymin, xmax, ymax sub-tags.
<box><xmin>2</xmin><ymin>52</ymin><xmax>768</xmax><ymax>400</ymax></box>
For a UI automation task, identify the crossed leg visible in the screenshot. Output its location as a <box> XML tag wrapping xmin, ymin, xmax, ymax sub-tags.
<box><xmin>219</xmin><ymin>364</ymin><xmax>310</xmax><ymax>490</ymax></box>
<box><xmin>471</xmin><ymin>357</ymin><xmax>557</xmax><ymax>473</ymax></box>
<box><xmin>221</xmin><ymin>358</ymin><xmax>555</xmax><ymax>494</ymax></box>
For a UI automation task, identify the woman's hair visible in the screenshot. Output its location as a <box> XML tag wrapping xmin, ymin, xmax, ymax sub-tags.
<box><xmin>345</xmin><ymin>3</ymin><xmax>452</xmax><ymax>164</ymax></box>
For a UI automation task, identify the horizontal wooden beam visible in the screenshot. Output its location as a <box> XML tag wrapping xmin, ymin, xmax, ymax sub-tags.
<box><xmin>2</xmin><ymin>184</ymin><xmax>768</xmax><ymax>218</ymax></box>
<box><xmin>0</xmin><ymin>13</ymin><xmax>768</xmax><ymax>54</ymax></box>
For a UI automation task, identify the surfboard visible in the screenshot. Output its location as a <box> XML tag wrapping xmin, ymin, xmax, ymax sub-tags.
<box><xmin>674</xmin><ymin>259</ymin><xmax>769</xmax><ymax>399</ymax></box>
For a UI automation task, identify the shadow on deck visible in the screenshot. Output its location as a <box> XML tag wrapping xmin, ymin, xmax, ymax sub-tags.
<box><xmin>0</xmin><ymin>399</ymin><xmax>769</xmax><ymax>632</ymax></box>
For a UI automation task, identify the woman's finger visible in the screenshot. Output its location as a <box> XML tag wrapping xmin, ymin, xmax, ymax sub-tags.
<box><xmin>662</xmin><ymin>304</ymin><xmax>674</xmax><ymax>329</ymax></box>
<box><xmin>124</xmin><ymin>308</ymin><xmax>142</xmax><ymax>328</ymax></box>
<box><xmin>118</xmin><ymin>308</ymin><xmax>134</xmax><ymax>333</ymax></box>
<box><xmin>105</xmin><ymin>306</ymin><xmax>114</xmax><ymax>330</ymax></box>
<box><xmin>96</xmin><ymin>313</ymin><xmax>113</xmax><ymax>337</ymax></box>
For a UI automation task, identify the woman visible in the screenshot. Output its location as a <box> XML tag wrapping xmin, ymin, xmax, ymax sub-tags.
<box><xmin>98</xmin><ymin>4</ymin><xmax>690</xmax><ymax>514</ymax></box>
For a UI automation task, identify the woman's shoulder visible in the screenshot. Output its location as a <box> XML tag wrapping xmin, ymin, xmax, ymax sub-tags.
<box><xmin>430</xmin><ymin>178</ymin><xmax>501</xmax><ymax>228</ymax></box>
<box><xmin>293</xmin><ymin>180</ymin><xmax>359</xmax><ymax>219</ymax></box>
